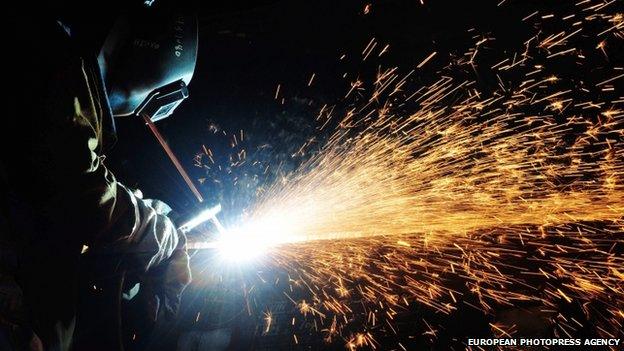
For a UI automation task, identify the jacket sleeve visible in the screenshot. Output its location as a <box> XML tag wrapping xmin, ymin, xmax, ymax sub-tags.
<box><xmin>108</xmin><ymin>187</ymin><xmax>182</xmax><ymax>272</ymax></box>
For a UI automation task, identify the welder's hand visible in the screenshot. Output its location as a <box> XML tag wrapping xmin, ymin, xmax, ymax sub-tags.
<box><xmin>143</xmin><ymin>198</ymin><xmax>176</xmax><ymax>220</ymax></box>
<box><xmin>138</xmin><ymin>229</ymin><xmax>191</xmax><ymax>322</ymax></box>
<box><xmin>108</xmin><ymin>192</ymin><xmax>192</xmax><ymax>322</ymax></box>
<box><xmin>160</xmin><ymin>230</ymin><xmax>191</xmax><ymax>319</ymax></box>
<box><xmin>140</xmin><ymin>199</ymin><xmax>191</xmax><ymax>321</ymax></box>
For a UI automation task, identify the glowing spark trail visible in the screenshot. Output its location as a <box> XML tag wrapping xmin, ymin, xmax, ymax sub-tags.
<box><xmin>194</xmin><ymin>0</ymin><xmax>623</xmax><ymax>348</ymax></box>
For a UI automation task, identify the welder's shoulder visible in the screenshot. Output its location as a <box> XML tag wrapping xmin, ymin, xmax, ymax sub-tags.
<box><xmin>8</xmin><ymin>16</ymin><xmax>77</xmax><ymax>91</ymax></box>
<box><xmin>7</xmin><ymin>16</ymin><xmax>91</xmax><ymax>138</ymax></box>
<box><xmin>8</xmin><ymin>13</ymin><xmax>72</xmax><ymax>46</ymax></box>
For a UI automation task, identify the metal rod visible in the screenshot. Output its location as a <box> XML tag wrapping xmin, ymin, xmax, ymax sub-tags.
<box><xmin>178</xmin><ymin>204</ymin><xmax>223</xmax><ymax>233</ymax></box>
<box><xmin>185</xmin><ymin>240</ymin><xmax>219</xmax><ymax>250</ymax></box>
<box><xmin>142</xmin><ymin>113</ymin><xmax>204</xmax><ymax>203</ymax></box>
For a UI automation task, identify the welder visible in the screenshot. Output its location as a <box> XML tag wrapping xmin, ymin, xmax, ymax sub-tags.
<box><xmin>1</xmin><ymin>2</ymin><xmax>197</xmax><ymax>350</ymax></box>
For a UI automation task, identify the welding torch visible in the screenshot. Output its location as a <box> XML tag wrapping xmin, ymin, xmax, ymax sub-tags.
<box><xmin>135</xmin><ymin>80</ymin><xmax>227</xmax><ymax>249</ymax></box>
<box><xmin>177</xmin><ymin>203</ymin><xmax>226</xmax><ymax>250</ymax></box>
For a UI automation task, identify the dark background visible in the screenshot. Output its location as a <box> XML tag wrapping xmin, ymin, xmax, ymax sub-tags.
<box><xmin>110</xmin><ymin>0</ymin><xmax>556</xmax><ymax>219</ymax></box>
<box><xmin>99</xmin><ymin>1</ymin><xmax>621</xmax><ymax>350</ymax></box>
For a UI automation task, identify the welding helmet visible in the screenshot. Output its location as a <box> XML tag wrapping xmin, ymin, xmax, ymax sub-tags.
<box><xmin>98</xmin><ymin>2</ymin><xmax>198</xmax><ymax>122</ymax></box>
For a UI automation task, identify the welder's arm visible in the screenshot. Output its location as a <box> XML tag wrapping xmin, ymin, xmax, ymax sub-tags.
<box><xmin>119</xmin><ymin>198</ymin><xmax>192</xmax><ymax>320</ymax></box>
<box><xmin>108</xmin><ymin>187</ymin><xmax>185</xmax><ymax>271</ymax></box>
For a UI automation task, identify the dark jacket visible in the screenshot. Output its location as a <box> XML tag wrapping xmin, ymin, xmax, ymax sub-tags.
<box><xmin>1</xmin><ymin>16</ymin><xmax>187</xmax><ymax>351</ymax></box>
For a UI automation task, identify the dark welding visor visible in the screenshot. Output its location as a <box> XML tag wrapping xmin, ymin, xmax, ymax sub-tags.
<box><xmin>98</xmin><ymin>5</ymin><xmax>197</xmax><ymax>122</ymax></box>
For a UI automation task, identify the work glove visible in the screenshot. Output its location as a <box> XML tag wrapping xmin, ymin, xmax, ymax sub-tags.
<box><xmin>140</xmin><ymin>232</ymin><xmax>191</xmax><ymax>322</ymax></box>
<box><xmin>136</xmin><ymin>199</ymin><xmax>191</xmax><ymax>322</ymax></box>
<box><xmin>100</xmin><ymin>188</ymin><xmax>191</xmax><ymax>323</ymax></box>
